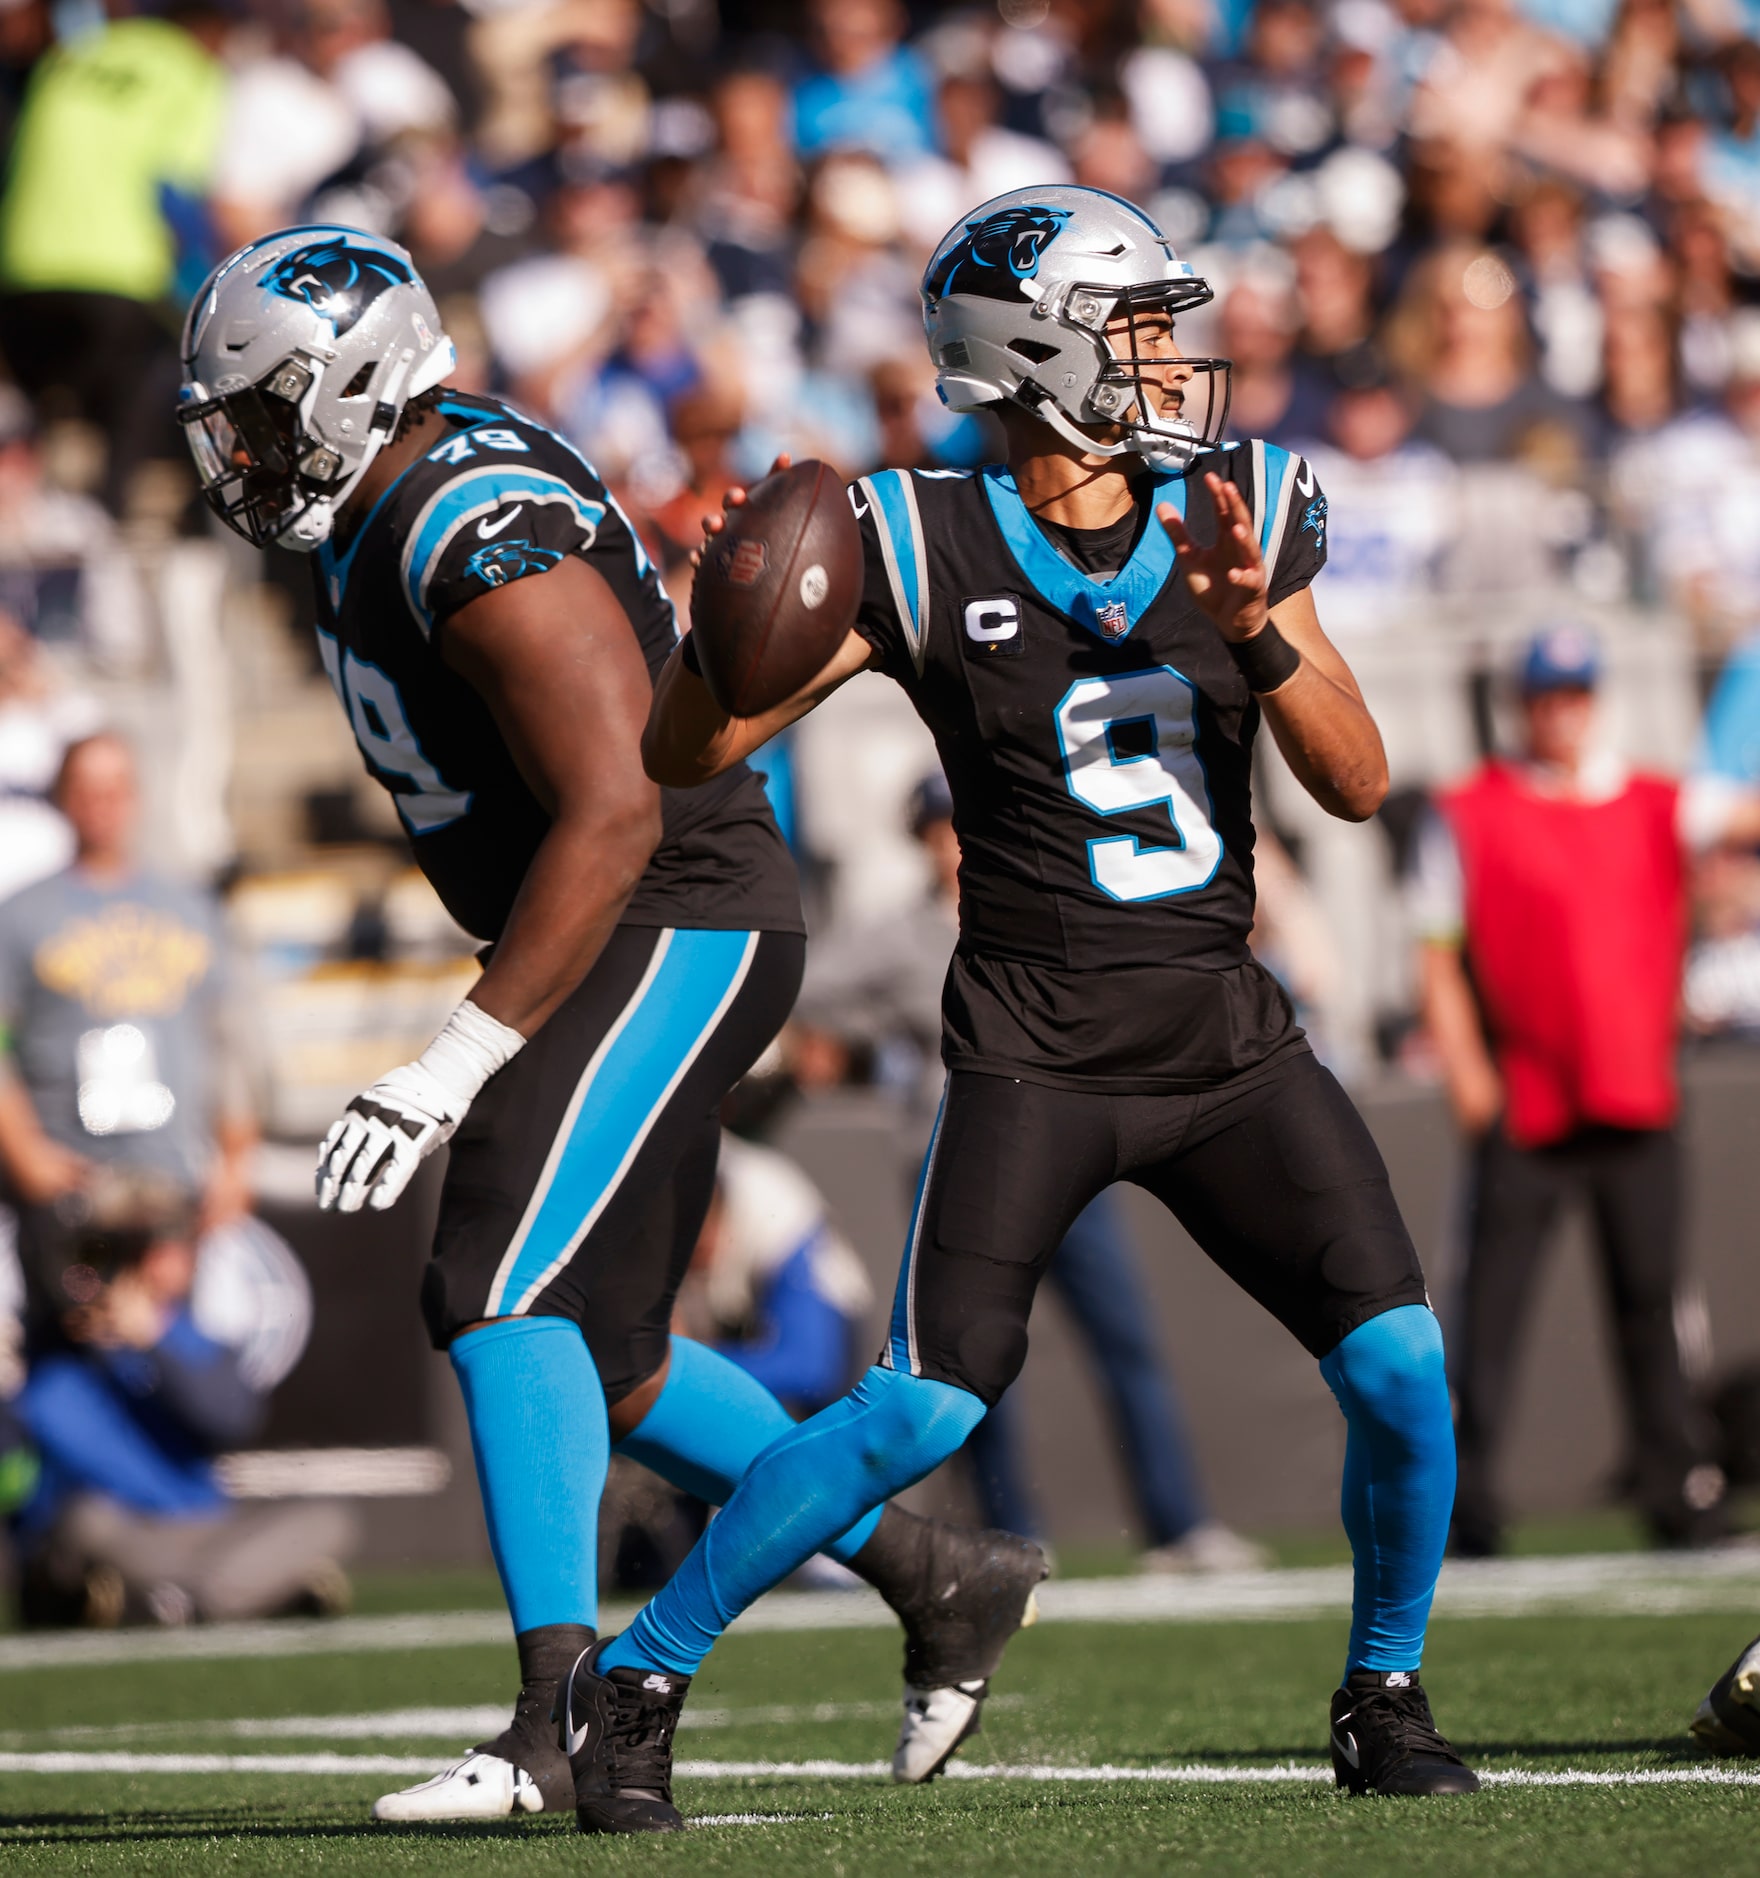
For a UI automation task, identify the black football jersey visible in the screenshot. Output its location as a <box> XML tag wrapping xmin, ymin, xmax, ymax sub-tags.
<box><xmin>311</xmin><ymin>392</ymin><xmax>800</xmax><ymax>942</ymax></box>
<box><xmin>851</xmin><ymin>441</ymin><xmax>1328</xmax><ymax>1090</ymax></box>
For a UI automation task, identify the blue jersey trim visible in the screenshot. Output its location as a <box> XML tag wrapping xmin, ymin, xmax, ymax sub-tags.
<box><xmin>317</xmin><ymin>463</ymin><xmax>420</xmax><ymax>611</ymax></box>
<box><xmin>979</xmin><ymin>464</ymin><xmax>1184</xmax><ymax>643</ymax></box>
<box><xmin>870</xmin><ymin>470</ymin><xmax>923</xmax><ymax>640</ymax></box>
<box><xmin>399</xmin><ymin>467</ymin><xmax>608</xmax><ymax>635</ymax></box>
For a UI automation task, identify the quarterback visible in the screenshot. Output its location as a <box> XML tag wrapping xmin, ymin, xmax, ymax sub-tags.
<box><xmin>565</xmin><ymin>185</ymin><xmax>1479</xmax><ymax>1818</ymax></box>
<box><xmin>176</xmin><ymin>228</ymin><xmax>1045</xmax><ymax>1827</ymax></box>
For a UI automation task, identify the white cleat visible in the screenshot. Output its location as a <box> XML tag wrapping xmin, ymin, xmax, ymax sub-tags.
<box><xmin>893</xmin><ymin>1679</ymin><xmax>988</xmax><ymax>1783</ymax></box>
<box><xmin>372</xmin><ymin>1750</ymin><xmax>546</xmax><ymax>1821</ymax></box>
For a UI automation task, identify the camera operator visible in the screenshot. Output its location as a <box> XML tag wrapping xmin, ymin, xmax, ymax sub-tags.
<box><xmin>10</xmin><ymin>1170</ymin><xmax>351</xmax><ymax>1625</ymax></box>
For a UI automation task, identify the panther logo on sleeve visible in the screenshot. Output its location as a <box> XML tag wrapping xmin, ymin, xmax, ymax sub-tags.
<box><xmin>260</xmin><ymin>240</ymin><xmax>419</xmax><ymax>337</ymax></box>
<box><xmin>464</xmin><ymin>540</ymin><xmax>565</xmax><ymax>587</ymax></box>
<box><xmin>924</xmin><ymin>205</ymin><xmax>1074</xmax><ymax>302</ymax></box>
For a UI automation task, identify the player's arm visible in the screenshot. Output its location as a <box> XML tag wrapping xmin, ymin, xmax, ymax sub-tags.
<box><xmin>1161</xmin><ymin>472</ymin><xmax>1389</xmax><ymax>822</ymax></box>
<box><xmin>316</xmin><ymin>557</ymin><xmax>662</xmax><ymax>1214</ymax></box>
<box><xmin>643</xmin><ymin>627</ymin><xmax>873</xmax><ymax>788</ymax></box>
<box><xmin>442</xmin><ymin>556</ymin><xmax>662</xmax><ymax>1031</ymax></box>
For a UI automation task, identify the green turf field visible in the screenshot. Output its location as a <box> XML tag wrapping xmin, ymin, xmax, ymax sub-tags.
<box><xmin>0</xmin><ymin>1584</ymin><xmax>1756</xmax><ymax>1875</ymax></box>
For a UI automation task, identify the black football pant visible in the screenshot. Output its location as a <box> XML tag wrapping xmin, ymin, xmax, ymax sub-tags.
<box><xmin>883</xmin><ymin>1046</ymin><xmax>1430</xmax><ymax>1404</ymax></box>
<box><xmin>1451</xmin><ymin>1122</ymin><xmax>1722</xmax><ymax>1552</ymax></box>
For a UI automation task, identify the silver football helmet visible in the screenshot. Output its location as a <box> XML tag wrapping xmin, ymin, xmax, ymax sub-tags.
<box><xmin>179</xmin><ymin>226</ymin><xmax>456</xmax><ymax>550</ymax></box>
<box><xmin>922</xmin><ymin>186</ymin><xmax>1229</xmax><ymax>472</ymax></box>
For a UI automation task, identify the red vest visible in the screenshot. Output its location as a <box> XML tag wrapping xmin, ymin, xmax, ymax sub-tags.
<box><xmin>1440</xmin><ymin>763</ymin><xmax>1684</xmax><ymax>1148</ymax></box>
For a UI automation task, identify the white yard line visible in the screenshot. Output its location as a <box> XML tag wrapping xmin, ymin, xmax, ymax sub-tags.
<box><xmin>1</xmin><ymin>1549</ymin><xmax>1757</xmax><ymax>1673</ymax></box>
<box><xmin>0</xmin><ymin>1751</ymin><xmax>1754</xmax><ymax>1789</ymax></box>
<box><xmin>12</xmin><ymin>1695</ymin><xmax>1001</xmax><ymax>1747</ymax></box>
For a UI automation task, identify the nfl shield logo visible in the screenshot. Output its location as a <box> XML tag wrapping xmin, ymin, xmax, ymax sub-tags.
<box><xmin>1097</xmin><ymin>599</ymin><xmax>1130</xmax><ymax>640</ymax></box>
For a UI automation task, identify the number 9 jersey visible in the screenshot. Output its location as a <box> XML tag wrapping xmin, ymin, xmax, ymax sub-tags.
<box><xmin>850</xmin><ymin>442</ymin><xmax>1328</xmax><ymax>1094</ymax></box>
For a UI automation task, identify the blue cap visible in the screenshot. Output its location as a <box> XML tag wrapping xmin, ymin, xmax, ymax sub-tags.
<box><xmin>1520</xmin><ymin>624</ymin><xmax>1600</xmax><ymax>695</ymax></box>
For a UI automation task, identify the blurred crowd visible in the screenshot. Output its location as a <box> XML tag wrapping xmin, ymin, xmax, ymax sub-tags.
<box><xmin>4</xmin><ymin>0</ymin><xmax>1760</xmax><ymax>1612</ymax></box>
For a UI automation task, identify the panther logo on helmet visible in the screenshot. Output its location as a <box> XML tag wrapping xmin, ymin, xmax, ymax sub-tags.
<box><xmin>465</xmin><ymin>541</ymin><xmax>564</xmax><ymax>587</ymax></box>
<box><xmin>260</xmin><ymin>240</ymin><xmax>418</xmax><ymax>337</ymax></box>
<box><xmin>925</xmin><ymin>205</ymin><xmax>1073</xmax><ymax>302</ymax></box>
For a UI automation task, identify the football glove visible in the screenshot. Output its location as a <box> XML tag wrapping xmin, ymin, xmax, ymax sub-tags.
<box><xmin>316</xmin><ymin>999</ymin><xmax>524</xmax><ymax>1214</ymax></box>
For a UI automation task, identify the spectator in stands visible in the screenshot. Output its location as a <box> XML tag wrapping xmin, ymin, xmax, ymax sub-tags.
<box><xmin>1216</xmin><ymin>253</ymin><xmax>1325</xmax><ymax>444</ymax></box>
<box><xmin>0</xmin><ymin>610</ymin><xmax>101</xmax><ymax>904</ymax></box>
<box><xmin>210</xmin><ymin>0</ymin><xmax>452</xmax><ymax>250</ymax></box>
<box><xmin>0</xmin><ymin>2</ymin><xmax>228</xmax><ymax>513</ymax></box>
<box><xmin>0</xmin><ymin>734</ymin><xmax>257</xmax><ymax>1237</ymax></box>
<box><xmin>791</xmin><ymin>774</ymin><xmax>1265</xmax><ymax>1571</ymax></box>
<box><xmin>896</xmin><ymin>63</ymin><xmax>1070</xmax><ymax>253</ymax></box>
<box><xmin>791</xmin><ymin>0</ymin><xmax>936</xmax><ymax>163</ymax></box>
<box><xmin>9</xmin><ymin>1167</ymin><xmax>352</xmax><ymax>1627</ymax></box>
<box><xmin>1300</xmin><ymin>360</ymin><xmax>1456</xmax><ymax>638</ymax></box>
<box><xmin>1390</xmin><ymin>242</ymin><xmax>1581</xmax><ymax>463</ymax></box>
<box><xmin>0</xmin><ymin>387</ymin><xmax>151</xmax><ymax>673</ymax></box>
<box><xmin>1414</xmin><ymin>625</ymin><xmax>1760</xmax><ymax>1554</ymax></box>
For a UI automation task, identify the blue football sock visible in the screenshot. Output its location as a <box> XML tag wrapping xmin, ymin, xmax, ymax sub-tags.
<box><xmin>603</xmin><ymin>1364</ymin><xmax>986</xmax><ymax>1677</ymax></box>
<box><xmin>1319</xmin><ymin>1304</ymin><xmax>1455</xmax><ymax>1679</ymax></box>
<box><xmin>451</xmin><ymin>1316</ymin><xmax>608</xmax><ymax>1635</ymax></box>
<box><xmin>615</xmin><ymin>1336</ymin><xmax>882</xmax><ymax>1561</ymax></box>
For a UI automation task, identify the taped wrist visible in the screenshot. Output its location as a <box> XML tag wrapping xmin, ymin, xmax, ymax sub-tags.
<box><xmin>1228</xmin><ymin>621</ymin><xmax>1302</xmax><ymax>693</ymax></box>
<box><xmin>416</xmin><ymin>999</ymin><xmax>525</xmax><ymax>1107</ymax></box>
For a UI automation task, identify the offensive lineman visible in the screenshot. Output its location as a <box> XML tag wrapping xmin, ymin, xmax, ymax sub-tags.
<box><xmin>177</xmin><ymin>227</ymin><xmax>1045</xmax><ymax>1828</ymax></box>
<box><xmin>561</xmin><ymin>186</ymin><xmax>1479</xmax><ymax>1816</ymax></box>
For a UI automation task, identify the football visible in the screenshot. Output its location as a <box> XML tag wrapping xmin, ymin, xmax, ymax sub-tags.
<box><xmin>688</xmin><ymin>459</ymin><xmax>863</xmax><ymax>717</ymax></box>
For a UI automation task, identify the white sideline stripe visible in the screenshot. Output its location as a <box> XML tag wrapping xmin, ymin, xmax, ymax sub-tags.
<box><xmin>3</xmin><ymin>1549</ymin><xmax>1759</xmax><ymax>1672</ymax></box>
<box><xmin>0</xmin><ymin>1752</ymin><xmax>1757</xmax><ymax>1790</ymax></box>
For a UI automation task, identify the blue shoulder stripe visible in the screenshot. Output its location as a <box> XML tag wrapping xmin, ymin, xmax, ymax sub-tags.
<box><xmin>1250</xmin><ymin>441</ymin><xmax>1300</xmax><ymax>588</ymax></box>
<box><xmin>858</xmin><ymin>469</ymin><xmax>931</xmax><ymax>671</ymax></box>
<box><xmin>399</xmin><ymin>467</ymin><xmax>607</xmax><ymax>636</ymax></box>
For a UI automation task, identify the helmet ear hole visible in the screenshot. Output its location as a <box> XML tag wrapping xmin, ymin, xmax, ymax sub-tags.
<box><xmin>1008</xmin><ymin>338</ymin><xmax>1061</xmax><ymax>364</ymax></box>
<box><xmin>339</xmin><ymin>363</ymin><xmax>376</xmax><ymax>399</ymax></box>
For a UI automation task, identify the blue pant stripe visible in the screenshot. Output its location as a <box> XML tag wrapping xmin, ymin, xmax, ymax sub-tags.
<box><xmin>485</xmin><ymin>928</ymin><xmax>759</xmax><ymax>1316</ymax></box>
<box><xmin>885</xmin><ymin>1087</ymin><xmax>947</xmax><ymax>1375</ymax></box>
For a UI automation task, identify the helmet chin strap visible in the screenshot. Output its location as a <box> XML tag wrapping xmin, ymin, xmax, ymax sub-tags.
<box><xmin>1028</xmin><ymin>391</ymin><xmax>1203</xmax><ymax>473</ymax></box>
<box><xmin>1030</xmin><ymin>393</ymin><xmax>1135</xmax><ymax>459</ymax></box>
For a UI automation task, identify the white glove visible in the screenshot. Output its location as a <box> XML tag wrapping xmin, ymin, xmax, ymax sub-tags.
<box><xmin>316</xmin><ymin>1000</ymin><xmax>524</xmax><ymax>1214</ymax></box>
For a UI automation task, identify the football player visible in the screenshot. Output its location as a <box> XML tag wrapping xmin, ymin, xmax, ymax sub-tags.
<box><xmin>177</xmin><ymin>227</ymin><xmax>1045</xmax><ymax>1825</ymax></box>
<box><xmin>570</xmin><ymin>186</ymin><xmax>1479</xmax><ymax>1820</ymax></box>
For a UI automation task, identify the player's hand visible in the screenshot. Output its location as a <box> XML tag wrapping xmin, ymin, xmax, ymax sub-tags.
<box><xmin>315</xmin><ymin>1061</ymin><xmax>468</xmax><ymax>1214</ymax></box>
<box><xmin>1159</xmin><ymin>473</ymin><xmax>1271</xmax><ymax>644</ymax></box>
<box><xmin>689</xmin><ymin>454</ymin><xmax>792</xmax><ymax>571</ymax></box>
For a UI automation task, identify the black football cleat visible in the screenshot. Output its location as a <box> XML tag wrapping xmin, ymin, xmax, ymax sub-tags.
<box><xmin>1330</xmin><ymin>1672</ymin><xmax>1480</xmax><ymax>1796</ymax></box>
<box><xmin>375</xmin><ymin>1621</ymin><xmax>586</xmax><ymax>1820</ymax></box>
<box><xmin>558</xmin><ymin>1636</ymin><xmax>689</xmax><ymax>1833</ymax></box>
<box><xmin>1691</xmin><ymin>1633</ymin><xmax>1760</xmax><ymax>1756</ymax></box>
<box><xmin>883</xmin><ymin>1519</ymin><xmax>1048</xmax><ymax>1782</ymax></box>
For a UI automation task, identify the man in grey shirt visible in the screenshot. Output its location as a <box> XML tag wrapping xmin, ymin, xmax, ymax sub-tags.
<box><xmin>0</xmin><ymin>731</ymin><xmax>254</xmax><ymax>1227</ymax></box>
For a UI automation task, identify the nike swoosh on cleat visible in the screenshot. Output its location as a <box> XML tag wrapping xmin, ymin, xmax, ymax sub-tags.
<box><xmin>477</xmin><ymin>505</ymin><xmax>524</xmax><ymax>538</ymax></box>
<box><xmin>1332</xmin><ymin>1725</ymin><xmax>1360</xmax><ymax>1769</ymax></box>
